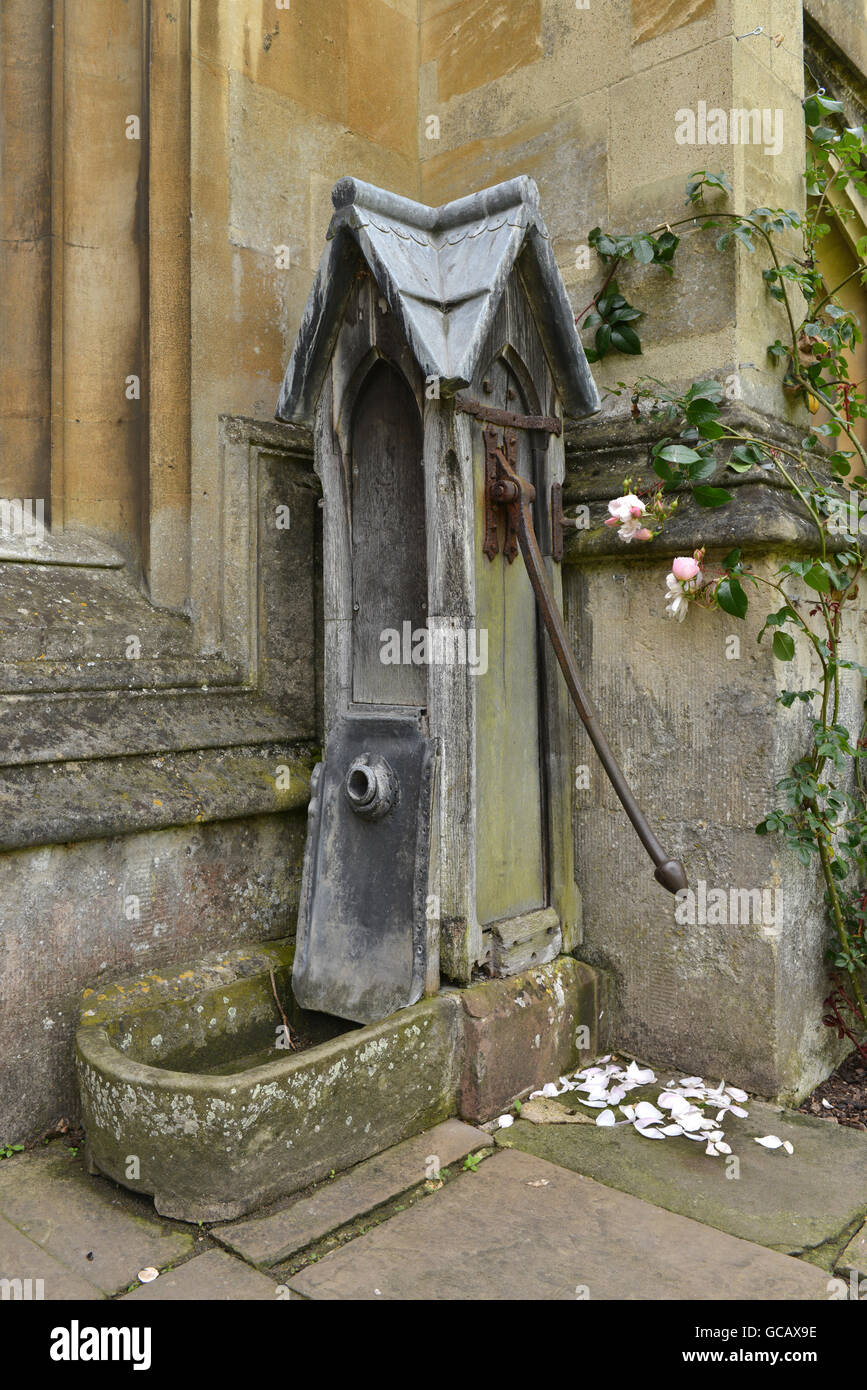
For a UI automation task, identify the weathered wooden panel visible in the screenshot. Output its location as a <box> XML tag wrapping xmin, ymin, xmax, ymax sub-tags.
<box><xmin>350</xmin><ymin>361</ymin><xmax>427</xmax><ymax>706</ymax></box>
<box><xmin>473</xmin><ymin>282</ymin><xmax>547</xmax><ymax>926</ymax></box>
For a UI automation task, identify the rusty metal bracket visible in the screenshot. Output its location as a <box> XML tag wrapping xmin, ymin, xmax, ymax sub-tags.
<box><xmin>483</xmin><ymin>437</ymin><xmax>687</xmax><ymax>896</ymax></box>
<box><xmin>457</xmin><ymin>394</ymin><xmax>562</xmax><ymax>436</ymax></box>
<box><xmin>483</xmin><ymin>428</ymin><xmax>523</xmax><ymax>563</ymax></box>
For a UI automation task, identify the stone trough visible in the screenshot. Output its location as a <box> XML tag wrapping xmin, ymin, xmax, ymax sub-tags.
<box><xmin>75</xmin><ymin>939</ymin><xmax>606</xmax><ymax>1223</ymax></box>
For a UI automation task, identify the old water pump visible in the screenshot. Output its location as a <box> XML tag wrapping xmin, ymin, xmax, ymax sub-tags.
<box><xmin>276</xmin><ymin>175</ymin><xmax>685</xmax><ymax>1026</ymax></box>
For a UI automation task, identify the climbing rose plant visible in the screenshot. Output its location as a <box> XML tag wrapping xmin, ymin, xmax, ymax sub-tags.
<box><xmin>579</xmin><ymin>93</ymin><xmax>867</xmax><ymax>1057</ymax></box>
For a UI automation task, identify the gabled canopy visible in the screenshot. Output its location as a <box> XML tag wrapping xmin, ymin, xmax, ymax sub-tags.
<box><xmin>275</xmin><ymin>175</ymin><xmax>600</xmax><ymax>425</ymax></box>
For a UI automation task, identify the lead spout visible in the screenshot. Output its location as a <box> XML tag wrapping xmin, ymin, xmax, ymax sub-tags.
<box><xmin>487</xmin><ymin>433</ymin><xmax>687</xmax><ymax>896</ymax></box>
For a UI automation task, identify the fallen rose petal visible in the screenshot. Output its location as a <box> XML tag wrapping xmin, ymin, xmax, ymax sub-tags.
<box><xmin>783</xmin><ymin>1141</ymin><xmax>794</xmax><ymax>1155</ymax></box>
<box><xmin>679</xmin><ymin>1111</ymin><xmax>707</xmax><ymax>1132</ymax></box>
<box><xmin>634</xmin><ymin>1101</ymin><xmax>664</xmax><ymax>1122</ymax></box>
<box><xmin>626</xmin><ymin>1062</ymin><xmax>656</xmax><ymax>1084</ymax></box>
<box><xmin>138</xmin><ymin>1267</ymin><xmax>159</xmax><ymax>1284</ymax></box>
<box><xmin>497</xmin><ymin>1114</ymin><xmax>514</xmax><ymax>1128</ymax></box>
<box><xmin>754</xmin><ymin>1135</ymin><xmax>784</xmax><ymax>1149</ymax></box>
<box><xmin>596</xmin><ymin>1109</ymin><xmax>616</xmax><ymax>1127</ymax></box>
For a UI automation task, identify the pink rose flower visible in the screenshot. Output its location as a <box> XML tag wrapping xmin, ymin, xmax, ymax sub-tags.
<box><xmin>672</xmin><ymin>556</ymin><xmax>701</xmax><ymax>582</ymax></box>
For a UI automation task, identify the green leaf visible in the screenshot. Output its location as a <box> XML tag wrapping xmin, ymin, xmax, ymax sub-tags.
<box><xmin>610</xmin><ymin>324</ymin><xmax>642</xmax><ymax>355</ymax></box>
<box><xmin>772</xmin><ymin>631</ymin><xmax>796</xmax><ymax>661</ymax></box>
<box><xmin>693</xmin><ymin>484</ymin><xmax>733</xmax><ymax>507</ymax></box>
<box><xmin>658</xmin><ymin>444</ymin><xmax>702</xmax><ymax>464</ymax></box>
<box><xmin>632</xmin><ymin>237</ymin><xmax>655</xmax><ymax>264</ymax></box>
<box><xmin>804</xmin><ymin>562</ymin><xmax>832</xmax><ymax>592</ymax></box>
<box><xmin>804</xmin><ymin>93</ymin><xmax>843</xmax><ymax>126</ymax></box>
<box><xmin>687</xmin><ymin>456</ymin><xmax>718</xmax><ymax>482</ymax></box>
<box><xmin>687</xmin><ymin>379</ymin><xmax>725</xmax><ymax>401</ymax></box>
<box><xmin>716</xmin><ymin>575</ymin><xmax>748</xmax><ymax>618</ymax></box>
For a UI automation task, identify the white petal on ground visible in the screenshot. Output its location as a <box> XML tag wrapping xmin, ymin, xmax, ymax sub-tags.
<box><xmin>716</xmin><ymin>1142</ymin><xmax>732</xmax><ymax>1154</ymax></box>
<box><xmin>626</xmin><ymin>1062</ymin><xmax>657</xmax><ymax>1084</ymax></box>
<box><xmin>497</xmin><ymin>1114</ymin><xmax>514</xmax><ymax>1128</ymax></box>
<box><xmin>725</xmin><ymin>1086</ymin><xmax>749</xmax><ymax>1102</ymax></box>
<box><xmin>661</xmin><ymin>1124</ymin><xmax>684</xmax><ymax>1137</ymax></box>
<box><xmin>541</xmin><ymin>1082</ymin><xmax>559</xmax><ymax>1098</ymax></box>
<box><xmin>754</xmin><ymin>1135</ymin><xmax>784</xmax><ymax>1148</ymax></box>
<box><xmin>596</xmin><ymin>1109</ymin><xmax>616</xmax><ymax>1127</ymax></box>
<box><xmin>634</xmin><ymin>1101</ymin><xmax>664</xmax><ymax>1122</ymax></box>
<box><xmin>661</xmin><ymin>1093</ymin><xmax>693</xmax><ymax>1116</ymax></box>
<box><xmin>678</xmin><ymin>1110</ymin><xmax>707</xmax><ymax>1132</ymax></box>
<box><xmin>620</xmin><ymin>1104</ymin><xmax>636</xmax><ymax>1121</ymax></box>
<box><xmin>634</xmin><ymin>1125</ymin><xmax>667</xmax><ymax>1139</ymax></box>
<box><xmin>138</xmin><ymin>1268</ymin><xmax>159</xmax><ymax>1284</ymax></box>
<box><xmin>783</xmin><ymin>1141</ymin><xmax>794</xmax><ymax>1155</ymax></box>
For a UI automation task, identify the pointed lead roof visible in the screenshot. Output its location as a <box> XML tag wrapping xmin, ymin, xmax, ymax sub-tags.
<box><xmin>275</xmin><ymin>175</ymin><xmax>600</xmax><ymax>425</ymax></box>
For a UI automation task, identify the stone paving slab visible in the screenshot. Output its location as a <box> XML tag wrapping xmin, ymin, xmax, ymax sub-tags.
<box><xmin>121</xmin><ymin>1249</ymin><xmax>281</xmax><ymax>1301</ymax></box>
<box><xmin>0</xmin><ymin>1216</ymin><xmax>104</xmax><ymax>1300</ymax></box>
<box><xmin>0</xmin><ymin>1145</ymin><xmax>193</xmax><ymax>1295</ymax></box>
<box><xmin>214</xmin><ymin>1119</ymin><xmax>489</xmax><ymax>1266</ymax></box>
<box><xmin>495</xmin><ymin>1101</ymin><xmax>867</xmax><ymax>1268</ymax></box>
<box><xmin>288</xmin><ymin>1150</ymin><xmax>833</xmax><ymax>1301</ymax></box>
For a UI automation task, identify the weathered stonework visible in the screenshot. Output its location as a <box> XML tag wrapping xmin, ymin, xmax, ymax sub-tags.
<box><xmin>563</xmin><ymin>409</ymin><xmax>863</xmax><ymax>1099</ymax></box>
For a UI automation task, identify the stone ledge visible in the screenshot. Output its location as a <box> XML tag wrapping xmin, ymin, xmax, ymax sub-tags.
<box><xmin>0</xmin><ymin>742</ymin><xmax>312</xmax><ymax>851</ymax></box>
<box><xmin>562</xmin><ymin>401</ymin><xmax>836</xmax><ymax>562</ymax></box>
<box><xmin>563</xmin><ymin>481</ymin><xmax>820</xmax><ymax>563</ymax></box>
<box><xmin>0</xmin><ymin>688</ymin><xmax>308</xmax><ymax>768</ymax></box>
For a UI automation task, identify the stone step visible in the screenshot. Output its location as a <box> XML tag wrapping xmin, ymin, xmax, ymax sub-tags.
<box><xmin>213</xmin><ymin>1119</ymin><xmax>490</xmax><ymax>1267</ymax></box>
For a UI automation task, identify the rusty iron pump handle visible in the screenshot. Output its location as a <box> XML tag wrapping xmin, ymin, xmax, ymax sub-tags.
<box><xmin>489</xmin><ymin>450</ymin><xmax>687</xmax><ymax>896</ymax></box>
